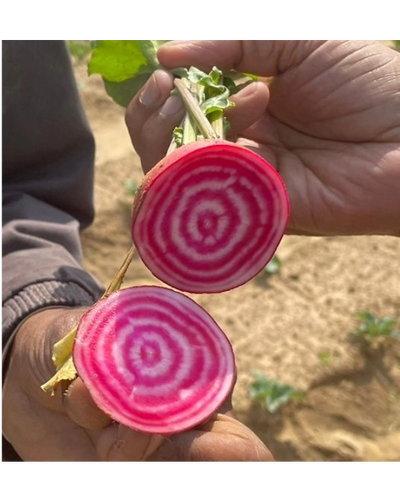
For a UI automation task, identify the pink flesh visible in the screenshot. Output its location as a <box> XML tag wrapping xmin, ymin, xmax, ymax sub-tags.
<box><xmin>132</xmin><ymin>140</ymin><xmax>289</xmax><ymax>293</ymax></box>
<box><xmin>73</xmin><ymin>286</ymin><xmax>236</xmax><ymax>435</ymax></box>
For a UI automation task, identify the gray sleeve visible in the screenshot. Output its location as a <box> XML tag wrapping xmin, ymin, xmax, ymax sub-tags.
<box><xmin>2</xmin><ymin>41</ymin><xmax>105</xmax><ymax>345</ymax></box>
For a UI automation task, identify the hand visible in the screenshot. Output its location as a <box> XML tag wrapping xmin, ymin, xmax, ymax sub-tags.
<box><xmin>126</xmin><ymin>40</ymin><xmax>400</xmax><ymax>237</ymax></box>
<box><xmin>2</xmin><ymin>307</ymin><xmax>272</xmax><ymax>461</ymax></box>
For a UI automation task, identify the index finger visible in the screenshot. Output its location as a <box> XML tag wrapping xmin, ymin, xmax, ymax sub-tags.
<box><xmin>157</xmin><ymin>40</ymin><xmax>323</xmax><ymax>76</ymax></box>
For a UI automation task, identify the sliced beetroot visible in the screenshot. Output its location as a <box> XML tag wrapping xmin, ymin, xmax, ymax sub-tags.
<box><xmin>131</xmin><ymin>139</ymin><xmax>289</xmax><ymax>293</ymax></box>
<box><xmin>73</xmin><ymin>285</ymin><xmax>236</xmax><ymax>435</ymax></box>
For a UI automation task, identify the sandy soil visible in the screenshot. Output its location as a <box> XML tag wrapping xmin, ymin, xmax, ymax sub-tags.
<box><xmin>73</xmin><ymin>54</ymin><xmax>400</xmax><ymax>461</ymax></box>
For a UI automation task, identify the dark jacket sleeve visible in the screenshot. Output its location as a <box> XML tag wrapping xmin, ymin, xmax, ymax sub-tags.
<box><xmin>2</xmin><ymin>41</ymin><xmax>104</xmax><ymax>347</ymax></box>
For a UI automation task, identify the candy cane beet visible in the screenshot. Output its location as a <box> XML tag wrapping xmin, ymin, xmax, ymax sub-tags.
<box><xmin>131</xmin><ymin>139</ymin><xmax>289</xmax><ymax>293</ymax></box>
<box><xmin>73</xmin><ymin>286</ymin><xmax>236</xmax><ymax>435</ymax></box>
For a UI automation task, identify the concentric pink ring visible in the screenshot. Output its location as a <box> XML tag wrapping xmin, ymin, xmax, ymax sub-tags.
<box><xmin>73</xmin><ymin>286</ymin><xmax>236</xmax><ymax>434</ymax></box>
<box><xmin>132</xmin><ymin>140</ymin><xmax>289</xmax><ymax>293</ymax></box>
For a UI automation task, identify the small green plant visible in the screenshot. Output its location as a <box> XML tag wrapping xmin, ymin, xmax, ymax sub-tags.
<box><xmin>263</xmin><ymin>254</ymin><xmax>282</xmax><ymax>276</ymax></box>
<box><xmin>393</xmin><ymin>40</ymin><xmax>400</xmax><ymax>51</ymax></box>
<box><xmin>352</xmin><ymin>311</ymin><xmax>400</xmax><ymax>340</ymax></box>
<box><xmin>67</xmin><ymin>41</ymin><xmax>92</xmax><ymax>62</ymax></box>
<box><xmin>318</xmin><ymin>349</ymin><xmax>341</xmax><ymax>366</ymax></box>
<box><xmin>124</xmin><ymin>179</ymin><xmax>138</xmax><ymax>197</ymax></box>
<box><xmin>249</xmin><ymin>373</ymin><xmax>304</xmax><ymax>413</ymax></box>
<box><xmin>318</xmin><ymin>349</ymin><xmax>332</xmax><ymax>366</ymax></box>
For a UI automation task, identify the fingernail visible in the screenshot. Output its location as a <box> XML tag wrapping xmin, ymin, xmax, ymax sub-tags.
<box><xmin>139</xmin><ymin>74</ymin><xmax>161</xmax><ymax>106</ymax></box>
<box><xmin>160</xmin><ymin>94</ymin><xmax>184</xmax><ymax>116</ymax></box>
<box><xmin>239</xmin><ymin>81</ymin><xmax>258</xmax><ymax>97</ymax></box>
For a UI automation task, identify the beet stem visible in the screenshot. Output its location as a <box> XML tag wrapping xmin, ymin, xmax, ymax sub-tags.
<box><xmin>174</xmin><ymin>78</ymin><xmax>218</xmax><ymax>140</ymax></box>
<box><xmin>104</xmin><ymin>245</ymin><xmax>136</xmax><ymax>297</ymax></box>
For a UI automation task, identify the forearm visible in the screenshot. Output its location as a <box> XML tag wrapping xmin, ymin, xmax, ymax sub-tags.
<box><xmin>2</xmin><ymin>195</ymin><xmax>103</xmax><ymax>341</ymax></box>
<box><xmin>2</xmin><ymin>41</ymin><xmax>104</xmax><ymax>345</ymax></box>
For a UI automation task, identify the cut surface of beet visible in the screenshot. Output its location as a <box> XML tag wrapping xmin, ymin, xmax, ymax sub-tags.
<box><xmin>73</xmin><ymin>286</ymin><xmax>236</xmax><ymax>435</ymax></box>
<box><xmin>131</xmin><ymin>140</ymin><xmax>289</xmax><ymax>293</ymax></box>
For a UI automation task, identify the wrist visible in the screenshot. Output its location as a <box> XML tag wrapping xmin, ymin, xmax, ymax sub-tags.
<box><xmin>2</xmin><ymin>280</ymin><xmax>101</xmax><ymax>343</ymax></box>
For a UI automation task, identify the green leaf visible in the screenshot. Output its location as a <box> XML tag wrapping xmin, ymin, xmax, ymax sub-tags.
<box><xmin>103</xmin><ymin>72</ymin><xmax>152</xmax><ymax>108</ymax></box>
<box><xmin>137</xmin><ymin>40</ymin><xmax>169</xmax><ymax>69</ymax></box>
<box><xmin>173</xmin><ymin>126</ymin><xmax>184</xmax><ymax>147</ymax></box>
<box><xmin>89</xmin><ymin>41</ymin><xmax>148</xmax><ymax>82</ymax></box>
<box><xmin>88</xmin><ymin>40</ymin><xmax>169</xmax><ymax>106</ymax></box>
<box><xmin>188</xmin><ymin>66</ymin><xmax>225</xmax><ymax>96</ymax></box>
<box><xmin>187</xmin><ymin>66</ymin><xmax>235</xmax><ymax>116</ymax></box>
<box><xmin>201</xmin><ymin>91</ymin><xmax>234</xmax><ymax>116</ymax></box>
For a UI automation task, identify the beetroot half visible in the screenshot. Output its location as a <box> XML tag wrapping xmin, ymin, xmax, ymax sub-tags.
<box><xmin>131</xmin><ymin>139</ymin><xmax>289</xmax><ymax>293</ymax></box>
<box><xmin>73</xmin><ymin>285</ymin><xmax>236</xmax><ymax>435</ymax></box>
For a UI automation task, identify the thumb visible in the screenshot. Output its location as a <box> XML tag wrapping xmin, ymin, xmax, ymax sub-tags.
<box><xmin>157</xmin><ymin>40</ymin><xmax>323</xmax><ymax>76</ymax></box>
<box><xmin>94</xmin><ymin>424</ymin><xmax>165</xmax><ymax>461</ymax></box>
<box><xmin>147</xmin><ymin>413</ymin><xmax>273</xmax><ymax>461</ymax></box>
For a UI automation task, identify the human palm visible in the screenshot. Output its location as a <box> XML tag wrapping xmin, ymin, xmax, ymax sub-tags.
<box><xmin>237</xmin><ymin>41</ymin><xmax>400</xmax><ymax>235</ymax></box>
<box><xmin>155</xmin><ymin>40</ymin><xmax>400</xmax><ymax>236</ymax></box>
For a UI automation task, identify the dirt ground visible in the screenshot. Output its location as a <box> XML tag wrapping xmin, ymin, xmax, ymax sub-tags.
<box><xmin>73</xmin><ymin>51</ymin><xmax>400</xmax><ymax>462</ymax></box>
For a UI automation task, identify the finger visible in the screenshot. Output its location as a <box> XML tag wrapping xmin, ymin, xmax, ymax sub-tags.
<box><xmin>158</xmin><ymin>40</ymin><xmax>323</xmax><ymax>76</ymax></box>
<box><xmin>226</xmin><ymin>81</ymin><xmax>270</xmax><ymax>138</ymax></box>
<box><xmin>94</xmin><ymin>423</ymin><xmax>165</xmax><ymax>461</ymax></box>
<box><xmin>125</xmin><ymin>69</ymin><xmax>185</xmax><ymax>174</ymax></box>
<box><xmin>64</xmin><ymin>377</ymin><xmax>112</xmax><ymax>429</ymax></box>
<box><xmin>148</xmin><ymin>413</ymin><xmax>273</xmax><ymax>461</ymax></box>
